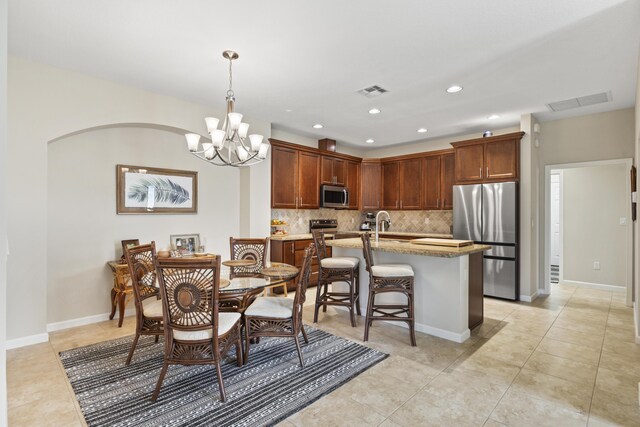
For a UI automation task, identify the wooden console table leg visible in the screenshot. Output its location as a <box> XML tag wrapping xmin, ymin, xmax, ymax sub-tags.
<box><xmin>117</xmin><ymin>292</ymin><xmax>126</xmax><ymax>327</ymax></box>
<box><xmin>109</xmin><ymin>288</ymin><xmax>117</xmax><ymax>320</ymax></box>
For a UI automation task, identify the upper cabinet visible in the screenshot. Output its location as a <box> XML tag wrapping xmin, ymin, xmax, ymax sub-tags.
<box><xmin>422</xmin><ymin>151</ymin><xmax>455</xmax><ymax>210</ymax></box>
<box><xmin>271</xmin><ymin>143</ymin><xmax>320</xmax><ymax>209</ymax></box>
<box><xmin>452</xmin><ymin>132</ymin><xmax>524</xmax><ymax>183</ymax></box>
<box><xmin>382</xmin><ymin>158</ymin><xmax>422</xmax><ymax>210</ymax></box>
<box><xmin>321</xmin><ymin>156</ymin><xmax>346</xmax><ymax>185</ymax></box>
<box><xmin>361</xmin><ymin>161</ymin><xmax>381</xmax><ymax>210</ymax></box>
<box><xmin>345</xmin><ymin>161</ymin><xmax>360</xmax><ymax>209</ymax></box>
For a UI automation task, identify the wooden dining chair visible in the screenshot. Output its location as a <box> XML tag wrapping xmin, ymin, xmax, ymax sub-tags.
<box><xmin>152</xmin><ymin>255</ymin><xmax>243</xmax><ymax>402</ymax></box>
<box><xmin>243</xmin><ymin>244</ymin><xmax>314</xmax><ymax>367</ymax></box>
<box><xmin>123</xmin><ymin>241</ymin><xmax>163</xmax><ymax>365</ymax></box>
<box><xmin>229</xmin><ymin>237</ymin><xmax>286</xmax><ymax>296</ymax></box>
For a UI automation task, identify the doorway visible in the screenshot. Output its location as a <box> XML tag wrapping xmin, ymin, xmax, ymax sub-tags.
<box><xmin>544</xmin><ymin>159</ymin><xmax>633</xmax><ymax>305</ymax></box>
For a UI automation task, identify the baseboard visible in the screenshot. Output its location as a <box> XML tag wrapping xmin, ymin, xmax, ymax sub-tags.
<box><xmin>5</xmin><ymin>333</ymin><xmax>49</xmax><ymax>350</ymax></box>
<box><xmin>538</xmin><ymin>288</ymin><xmax>550</xmax><ymax>296</ymax></box>
<box><xmin>46</xmin><ymin>308</ymin><xmax>135</xmax><ymax>333</ymax></box>
<box><xmin>519</xmin><ymin>291</ymin><xmax>539</xmax><ymax>302</ymax></box>
<box><xmin>563</xmin><ymin>280</ymin><xmax>625</xmax><ymax>292</ymax></box>
<box><xmin>394</xmin><ymin>320</ymin><xmax>471</xmax><ymax>343</ymax></box>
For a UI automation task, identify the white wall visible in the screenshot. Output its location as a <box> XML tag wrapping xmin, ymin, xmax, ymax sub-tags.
<box><xmin>47</xmin><ymin>126</ymin><xmax>241</xmax><ymax>324</ymax></box>
<box><xmin>520</xmin><ymin>114</ymin><xmax>540</xmax><ymax>300</ymax></box>
<box><xmin>634</xmin><ymin>46</ymin><xmax>640</xmax><ymax>338</ymax></box>
<box><xmin>0</xmin><ymin>0</ymin><xmax>8</xmax><ymax>423</ymax></box>
<box><xmin>7</xmin><ymin>57</ymin><xmax>271</xmax><ymax>342</ymax></box>
<box><xmin>539</xmin><ymin>108</ymin><xmax>635</xmax><ymax>297</ymax></box>
<box><xmin>562</xmin><ymin>164</ymin><xmax>628</xmax><ymax>288</ymax></box>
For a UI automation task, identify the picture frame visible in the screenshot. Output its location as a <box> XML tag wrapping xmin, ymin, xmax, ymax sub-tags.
<box><xmin>116</xmin><ymin>165</ymin><xmax>198</xmax><ymax>214</ymax></box>
<box><xmin>170</xmin><ymin>233</ymin><xmax>201</xmax><ymax>255</ymax></box>
<box><xmin>120</xmin><ymin>239</ymin><xmax>140</xmax><ymax>263</ymax></box>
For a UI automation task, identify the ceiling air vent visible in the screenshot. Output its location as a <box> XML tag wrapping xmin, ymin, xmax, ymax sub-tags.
<box><xmin>546</xmin><ymin>91</ymin><xmax>611</xmax><ymax>112</ymax></box>
<box><xmin>357</xmin><ymin>85</ymin><xmax>388</xmax><ymax>98</ymax></box>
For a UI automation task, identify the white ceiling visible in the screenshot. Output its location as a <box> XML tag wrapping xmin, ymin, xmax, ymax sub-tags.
<box><xmin>8</xmin><ymin>0</ymin><xmax>640</xmax><ymax>148</ymax></box>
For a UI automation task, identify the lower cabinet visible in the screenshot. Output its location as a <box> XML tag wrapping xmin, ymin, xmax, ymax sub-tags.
<box><xmin>270</xmin><ymin>239</ymin><xmax>330</xmax><ymax>292</ymax></box>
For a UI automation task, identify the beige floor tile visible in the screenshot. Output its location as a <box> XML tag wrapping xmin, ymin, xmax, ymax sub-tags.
<box><xmin>524</xmin><ymin>351</ymin><xmax>598</xmax><ymax>386</ymax></box>
<box><xmin>419</xmin><ymin>368</ymin><xmax>510</xmax><ymax>417</ymax></box>
<box><xmin>483</xmin><ymin>418</ymin><xmax>509</xmax><ymax>427</ymax></box>
<box><xmin>593</xmin><ymin>368</ymin><xmax>639</xmax><ymax>407</ymax></box>
<box><xmin>8</xmin><ymin>395</ymin><xmax>83</xmax><ymax>427</ymax></box>
<box><xmin>545</xmin><ymin>325</ymin><xmax>604</xmax><ymax>350</ymax></box>
<box><xmin>510</xmin><ymin>368</ymin><xmax>594</xmax><ymax>413</ymax></box>
<box><xmin>588</xmin><ymin>393</ymin><xmax>640</xmax><ymax>427</ymax></box>
<box><xmin>8</xmin><ymin>371</ymin><xmax>72</xmax><ymax>409</ymax></box>
<box><xmin>598</xmin><ymin>351</ymin><xmax>640</xmax><ymax>377</ymax></box>
<box><xmin>358</xmin><ymin>355</ymin><xmax>440</xmax><ymax>388</ymax></box>
<box><xmin>490</xmin><ymin>388</ymin><xmax>588</xmax><ymax>427</ymax></box>
<box><xmin>287</xmin><ymin>392</ymin><xmax>386</xmax><ymax>426</ymax></box>
<box><xmin>377</xmin><ymin>419</ymin><xmax>402</xmax><ymax>427</ymax></box>
<box><xmin>389</xmin><ymin>392</ymin><xmax>488</xmax><ymax>427</ymax></box>
<box><xmin>602</xmin><ymin>335</ymin><xmax>640</xmax><ymax>359</ymax></box>
<box><xmin>537</xmin><ymin>337</ymin><xmax>601</xmax><ymax>366</ymax></box>
<box><xmin>604</xmin><ymin>325</ymin><xmax>637</xmax><ymax>344</ymax></box>
<box><xmin>472</xmin><ymin>339</ymin><xmax>536</xmax><ymax>367</ymax></box>
<box><xmin>448</xmin><ymin>352</ymin><xmax>521</xmax><ymax>384</ymax></box>
<box><xmin>552</xmin><ymin>318</ymin><xmax>606</xmax><ymax>336</ymax></box>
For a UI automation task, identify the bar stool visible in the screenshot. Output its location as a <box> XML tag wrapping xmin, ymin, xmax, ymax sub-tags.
<box><xmin>312</xmin><ymin>230</ymin><xmax>361</xmax><ymax>327</ymax></box>
<box><xmin>361</xmin><ymin>233</ymin><xmax>416</xmax><ymax>346</ymax></box>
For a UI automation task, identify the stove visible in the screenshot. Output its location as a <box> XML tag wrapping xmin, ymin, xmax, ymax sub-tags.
<box><xmin>309</xmin><ymin>219</ymin><xmax>338</xmax><ymax>233</ymax></box>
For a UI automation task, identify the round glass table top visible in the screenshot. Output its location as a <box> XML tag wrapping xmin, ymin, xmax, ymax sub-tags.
<box><xmin>219</xmin><ymin>262</ymin><xmax>299</xmax><ymax>293</ymax></box>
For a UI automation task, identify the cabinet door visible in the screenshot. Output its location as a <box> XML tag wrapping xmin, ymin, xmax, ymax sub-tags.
<box><xmin>333</xmin><ymin>158</ymin><xmax>346</xmax><ymax>185</ymax></box>
<box><xmin>455</xmin><ymin>143</ymin><xmax>484</xmax><ymax>183</ymax></box>
<box><xmin>320</xmin><ymin>156</ymin><xmax>334</xmax><ymax>184</ymax></box>
<box><xmin>361</xmin><ymin>162</ymin><xmax>381</xmax><ymax>210</ymax></box>
<box><xmin>422</xmin><ymin>156</ymin><xmax>441</xmax><ymax>210</ymax></box>
<box><xmin>399</xmin><ymin>158</ymin><xmax>422</xmax><ymax>209</ymax></box>
<box><xmin>441</xmin><ymin>153</ymin><xmax>455</xmax><ymax>209</ymax></box>
<box><xmin>485</xmin><ymin>139</ymin><xmax>518</xmax><ymax>180</ymax></box>
<box><xmin>346</xmin><ymin>161</ymin><xmax>360</xmax><ymax>209</ymax></box>
<box><xmin>297</xmin><ymin>151</ymin><xmax>320</xmax><ymax>208</ymax></box>
<box><xmin>271</xmin><ymin>146</ymin><xmax>298</xmax><ymax>208</ymax></box>
<box><xmin>381</xmin><ymin>162</ymin><xmax>400</xmax><ymax>210</ymax></box>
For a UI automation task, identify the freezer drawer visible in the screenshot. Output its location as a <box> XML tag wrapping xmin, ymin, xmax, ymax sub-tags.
<box><xmin>483</xmin><ymin>257</ymin><xmax>517</xmax><ymax>300</ymax></box>
<box><xmin>484</xmin><ymin>244</ymin><xmax>517</xmax><ymax>258</ymax></box>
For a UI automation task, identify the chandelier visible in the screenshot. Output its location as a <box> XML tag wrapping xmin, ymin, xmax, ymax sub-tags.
<box><xmin>185</xmin><ymin>50</ymin><xmax>270</xmax><ymax>167</ymax></box>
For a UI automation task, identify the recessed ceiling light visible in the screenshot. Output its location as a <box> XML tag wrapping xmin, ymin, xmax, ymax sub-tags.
<box><xmin>417</xmin><ymin>128</ymin><xmax>428</xmax><ymax>133</ymax></box>
<box><xmin>488</xmin><ymin>114</ymin><xmax>500</xmax><ymax>120</ymax></box>
<box><xmin>366</xmin><ymin>139</ymin><xmax>374</xmax><ymax>144</ymax></box>
<box><xmin>446</xmin><ymin>85</ymin><xmax>463</xmax><ymax>93</ymax></box>
<box><xmin>285</xmin><ymin>109</ymin><xmax>293</xmax><ymax>113</ymax></box>
<box><xmin>368</xmin><ymin>108</ymin><xmax>381</xmax><ymax>115</ymax></box>
<box><xmin>313</xmin><ymin>124</ymin><xmax>323</xmax><ymax>129</ymax></box>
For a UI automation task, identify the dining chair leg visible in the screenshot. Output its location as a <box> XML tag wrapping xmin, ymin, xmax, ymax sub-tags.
<box><xmin>235</xmin><ymin>325</ymin><xmax>243</xmax><ymax>367</ymax></box>
<box><xmin>244</xmin><ymin>319</ymin><xmax>251</xmax><ymax>364</ymax></box>
<box><xmin>151</xmin><ymin>361</ymin><xmax>169</xmax><ymax>402</ymax></box>
<box><xmin>300</xmin><ymin>324</ymin><xmax>309</xmax><ymax>344</ymax></box>
<box><xmin>215</xmin><ymin>361</ymin><xmax>227</xmax><ymax>402</ymax></box>
<box><xmin>293</xmin><ymin>334</ymin><xmax>305</xmax><ymax>368</ymax></box>
<box><xmin>363</xmin><ymin>290</ymin><xmax>375</xmax><ymax>342</ymax></box>
<box><xmin>154</xmin><ymin>335</ymin><xmax>160</xmax><ymax>343</ymax></box>
<box><xmin>322</xmin><ymin>281</ymin><xmax>329</xmax><ymax>312</ymax></box>
<box><xmin>313</xmin><ymin>279</ymin><xmax>324</xmax><ymax>323</ymax></box>
<box><xmin>355</xmin><ymin>271</ymin><xmax>362</xmax><ymax>316</ymax></box>
<box><xmin>408</xmin><ymin>293</ymin><xmax>417</xmax><ymax>347</ymax></box>
<box><xmin>349</xmin><ymin>272</ymin><xmax>356</xmax><ymax>327</ymax></box>
<box><xmin>125</xmin><ymin>334</ymin><xmax>139</xmax><ymax>366</ymax></box>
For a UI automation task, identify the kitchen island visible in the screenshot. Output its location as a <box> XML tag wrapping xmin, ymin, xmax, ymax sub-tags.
<box><xmin>327</xmin><ymin>237</ymin><xmax>489</xmax><ymax>343</ymax></box>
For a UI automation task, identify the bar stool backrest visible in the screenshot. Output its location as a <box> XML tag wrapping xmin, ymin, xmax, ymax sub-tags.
<box><xmin>361</xmin><ymin>233</ymin><xmax>376</xmax><ymax>273</ymax></box>
<box><xmin>311</xmin><ymin>230</ymin><xmax>329</xmax><ymax>261</ymax></box>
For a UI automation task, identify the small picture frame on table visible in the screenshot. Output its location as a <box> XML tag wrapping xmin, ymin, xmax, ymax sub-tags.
<box><xmin>120</xmin><ymin>239</ymin><xmax>140</xmax><ymax>263</ymax></box>
<box><xmin>170</xmin><ymin>234</ymin><xmax>201</xmax><ymax>256</ymax></box>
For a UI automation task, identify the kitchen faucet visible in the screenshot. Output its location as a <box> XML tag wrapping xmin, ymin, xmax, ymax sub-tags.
<box><xmin>375</xmin><ymin>210</ymin><xmax>391</xmax><ymax>244</ymax></box>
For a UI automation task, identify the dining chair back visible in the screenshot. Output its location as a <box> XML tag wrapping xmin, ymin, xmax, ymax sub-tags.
<box><xmin>229</xmin><ymin>237</ymin><xmax>269</xmax><ymax>276</ymax></box>
<box><xmin>123</xmin><ymin>242</ymin><xmax>163</xmax><ymax>365</ymax></box>
<box><xmin>244</xmin><ymin>244</ymin><xmax>315</xmax><ymax>367</ymax></box>
<box><xmin>152</xmin><ymin>255</ymin><xmax>243</xmax><ymax>402</ymax></box>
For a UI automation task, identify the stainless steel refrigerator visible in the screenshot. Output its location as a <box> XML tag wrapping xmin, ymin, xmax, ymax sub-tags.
<box><xmin>453</xmin><ymin>182</ymin><xmax>519</xmax><ymax>300</ymax></box>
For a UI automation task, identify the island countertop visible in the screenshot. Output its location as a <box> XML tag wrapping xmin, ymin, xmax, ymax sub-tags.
<box><xmin>327</xmin><ymin>237</ymin><xmax>489</xmax><ymax>258</ymax></box>
<box><xmin>270</xmin><ymin>231</ymin><xmax>452</xmax><ymax>242</ymax></box>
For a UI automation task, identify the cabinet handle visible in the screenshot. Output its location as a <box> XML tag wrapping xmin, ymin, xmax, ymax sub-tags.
<box><xmin>480</xmin><ymin>167</ymin><xmax>483</xmax><ymax>179</ymax></box>
<box><xmin>486</xmin><ymin>167</ymin><xmax>489</xmax><ymax>178</ymax></box>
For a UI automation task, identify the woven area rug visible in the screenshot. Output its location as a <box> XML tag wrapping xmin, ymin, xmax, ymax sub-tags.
<box><xmin>60</xmin><ymin>327</ymin><xmax>387</xmax><ymax>427</ymax></box>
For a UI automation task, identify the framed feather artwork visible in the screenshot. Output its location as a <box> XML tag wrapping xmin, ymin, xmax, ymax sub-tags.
<box><xmin>116</xmin><ymin>165</ymin><xmax>198</xmax><ymax>214</ymax></box>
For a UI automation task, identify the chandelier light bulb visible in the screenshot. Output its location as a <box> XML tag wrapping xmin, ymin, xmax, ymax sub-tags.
<box><xmin>202</xmin><ymin>143</ymin><xmax>215</xmax><ymax>159</ymax></box>
<box><xmin>249</xmin><ymin>134</ymin><xmax>263</xmax><ymax>152</ymax></box>
<box><xmin>205</xmin><ymin>117</ymin><xmax>219</xmax><ymax>133</ymax></box>
<box><xmin>185</xmin><ymin>133</ymin><xmax>201</xmax><ymax>152</ymax></box>
<box><xmin>258</xmin><ymin>141</ymin><xmax>270</xmax><ymax>159</ymax></box>
<box><xmin>228</xmin><ymin>113</ymin><xmax>243</xmax><ymax>130</ymax></box>
<box><xmin>238</xmin><ymin>122</ymin><xmax>250</xmax><ymax>138</ymax></box>
<box><xmin>211</xmin><ymin>129</ymin><xmax>226</xmax><ymax>149</ymax></box>
<box><xmin>236</xmin><ymin>146</ymin><xmax>249</xmax><ymax>161</ymax></box>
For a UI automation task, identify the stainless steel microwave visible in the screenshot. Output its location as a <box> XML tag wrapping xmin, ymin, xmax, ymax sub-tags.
<box><xmin>320</xmin><ymin>184</ymin><xmax>349</xmax><ymax>208</ymax></box>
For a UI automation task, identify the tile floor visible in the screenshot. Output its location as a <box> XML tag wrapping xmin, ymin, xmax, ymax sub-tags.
<box><xmin>6</xmin><ymin>284</ymin><xmax>640</xmax><ymax>426</ymax></box>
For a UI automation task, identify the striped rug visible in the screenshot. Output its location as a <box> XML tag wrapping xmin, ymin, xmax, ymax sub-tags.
<box><xmin>60</xmin><ymin>327</ymin><xmax>387</xmax><ymax>427</ymax></box>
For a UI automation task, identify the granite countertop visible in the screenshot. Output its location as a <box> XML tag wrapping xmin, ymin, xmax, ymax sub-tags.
<box><xmin>326</xmin><ymin>237</ymin><xmax>489</xmax><ymax>258</ymax></box>
<box><xmin>270</xmin><ymin>231</ymin><xmax>453</xmax><ymax>241</ymax></box>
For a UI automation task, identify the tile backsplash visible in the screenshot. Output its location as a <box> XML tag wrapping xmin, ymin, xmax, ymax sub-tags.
<box><xmin>271</xmin><ymin>208</ymin><xmax>452</xmax><ymax>235</ymax></box>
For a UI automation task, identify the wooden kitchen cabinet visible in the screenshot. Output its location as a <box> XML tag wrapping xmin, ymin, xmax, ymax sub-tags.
<box><xmin>422</xmin><ymin>151</ymin><xmax>455</xmax><ymax>210</ymax></box>
<box><xmin>271</xmin><ymin>143</ymin><xmax>320</xmax><ymax>208</ymax></box>
<box><xmin>382</xmin><ymin>159</ymin><xmax>422</xmax><ymax>210</ymax></box>
<box><xmin>361</xmin><ymin>161</ymin><xmax>381</xmax><ymax>210</ymax></box>
<box><xmin>270</xmin><ymin>238</ymin><xmax>330</xmax><ymax>291</ymax></box>
<box><xmin>345</xmin><ymin>161</ymin><xmax>360</xmax><ymax>209</ymax></box>
<box><xmin>321</xmin><ymin>156</ymin><xmax>346</xmax><ymax>185</ymax></box>
<box><xmin>452</xmin><ymin>132</ymin><xmax>524</xmax><ymax>183</ymax></box>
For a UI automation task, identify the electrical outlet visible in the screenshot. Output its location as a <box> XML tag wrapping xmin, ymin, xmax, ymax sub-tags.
<box><xmin>593</xmin><ymin>261</ymin><xmax>600</xmax><ymax>270</ymax></box>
